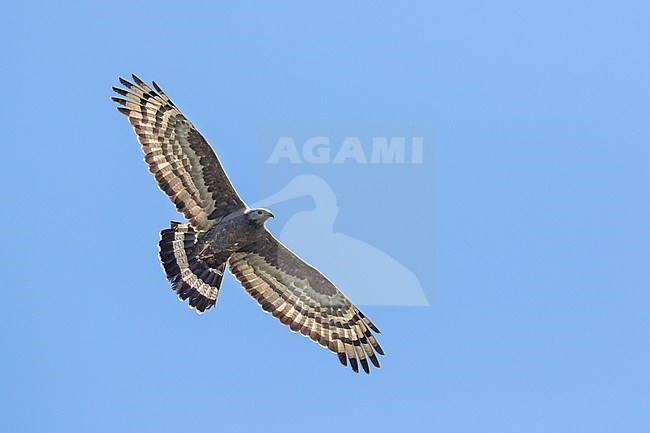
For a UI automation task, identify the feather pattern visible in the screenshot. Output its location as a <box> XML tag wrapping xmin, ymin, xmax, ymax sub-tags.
<box><xmin>228</xmin><ymin>230</ymin><xmax>383</xmax><ymax>373</ymax></box>
<box><xmin>113</xmin><ymin>75</ymin><xmax>245</xmax><ymax>231</ymax></box>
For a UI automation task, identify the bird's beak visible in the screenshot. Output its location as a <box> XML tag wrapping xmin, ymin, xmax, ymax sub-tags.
<box><xmin>268</xmin><ymin>212</ymin><xmax>275</xmax><ymax>219</ymax></box>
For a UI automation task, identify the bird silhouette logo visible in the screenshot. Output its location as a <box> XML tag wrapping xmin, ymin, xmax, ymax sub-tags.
<box><xmin>255</xmin><ymin>174</ymin><xmax>430</xmax><ymax>306</ymax></box>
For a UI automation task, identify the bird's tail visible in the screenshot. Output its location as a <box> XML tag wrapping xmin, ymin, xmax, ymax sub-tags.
<box><xmin>159</xmin><ymin>221</ymin><xmax>225</xmax><ymax>313</ymax></box>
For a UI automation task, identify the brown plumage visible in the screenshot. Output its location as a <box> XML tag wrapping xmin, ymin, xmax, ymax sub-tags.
<box><xmin>113</xmin><ymin>75</ymin><xmax>383</xmax><ymax>373</ymax></box>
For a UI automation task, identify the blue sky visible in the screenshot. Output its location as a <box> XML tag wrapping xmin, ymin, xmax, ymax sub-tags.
<box><xmin>1</xmin><ymin>1</ymin><xmax>650</xmax><ymax>432</ymax></box>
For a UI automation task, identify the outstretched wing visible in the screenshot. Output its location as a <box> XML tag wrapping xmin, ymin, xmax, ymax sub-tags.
<box><xmin>228</xmin><ymin>230</ymin><xmax>384</xmax><ymax>374</ymax></box>
<box><xmin>112</xmin><ymin>75</ymin><xmax>245</xmax><ymax>231</ymax></box>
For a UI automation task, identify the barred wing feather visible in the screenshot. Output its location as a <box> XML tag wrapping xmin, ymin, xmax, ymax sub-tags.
<box><xmin>228</xmin><ymin>230</ymin><xmax>384</xmax><ymax>374</ymax></box>
<box><xmin>112</xmin><ymin>75</ymin><xmax>245</xmax><ymax>231</ymax></box>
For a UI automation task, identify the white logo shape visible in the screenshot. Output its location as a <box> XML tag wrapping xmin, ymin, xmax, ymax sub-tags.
<box><xmin>255</xmin><ymin>175</ymin><xmax>430</xmax><ymax>306</ymax></box>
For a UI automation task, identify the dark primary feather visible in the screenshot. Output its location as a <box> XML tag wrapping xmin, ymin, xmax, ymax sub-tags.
<box><xmin>112</xmin><ymin>74</ymin><xmax>245</xmax><ymax>231</ymax></box>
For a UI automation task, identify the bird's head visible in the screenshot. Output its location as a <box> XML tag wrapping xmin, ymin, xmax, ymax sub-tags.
<box><xmin>247</xmin><ymin>208</ymin><xmax>275</xmax><ymax>225</ymax></box>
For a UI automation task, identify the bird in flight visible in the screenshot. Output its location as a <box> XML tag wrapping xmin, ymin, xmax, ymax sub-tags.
<box><xmin>112</xmin><ymin>75</ymin><xmax>384</xmax><ymax>373</ymax></box>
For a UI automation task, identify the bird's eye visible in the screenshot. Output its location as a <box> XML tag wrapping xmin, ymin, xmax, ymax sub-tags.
<box><xmin>257</xmin><ymin>211</ymin><xmax>262</xmax><ymax>215</ymax></box>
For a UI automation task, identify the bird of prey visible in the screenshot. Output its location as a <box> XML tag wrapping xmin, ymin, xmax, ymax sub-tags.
<box><xmin>112</xmin><ymin>75</ymin><xmax>384</xmax><ymax>373</ymax></box>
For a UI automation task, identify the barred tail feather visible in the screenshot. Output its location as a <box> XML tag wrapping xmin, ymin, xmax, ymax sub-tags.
<box><xmin>159</xmin><ymin>221</ymin><xmax>224</xmax><ymax>313</ymax></box>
